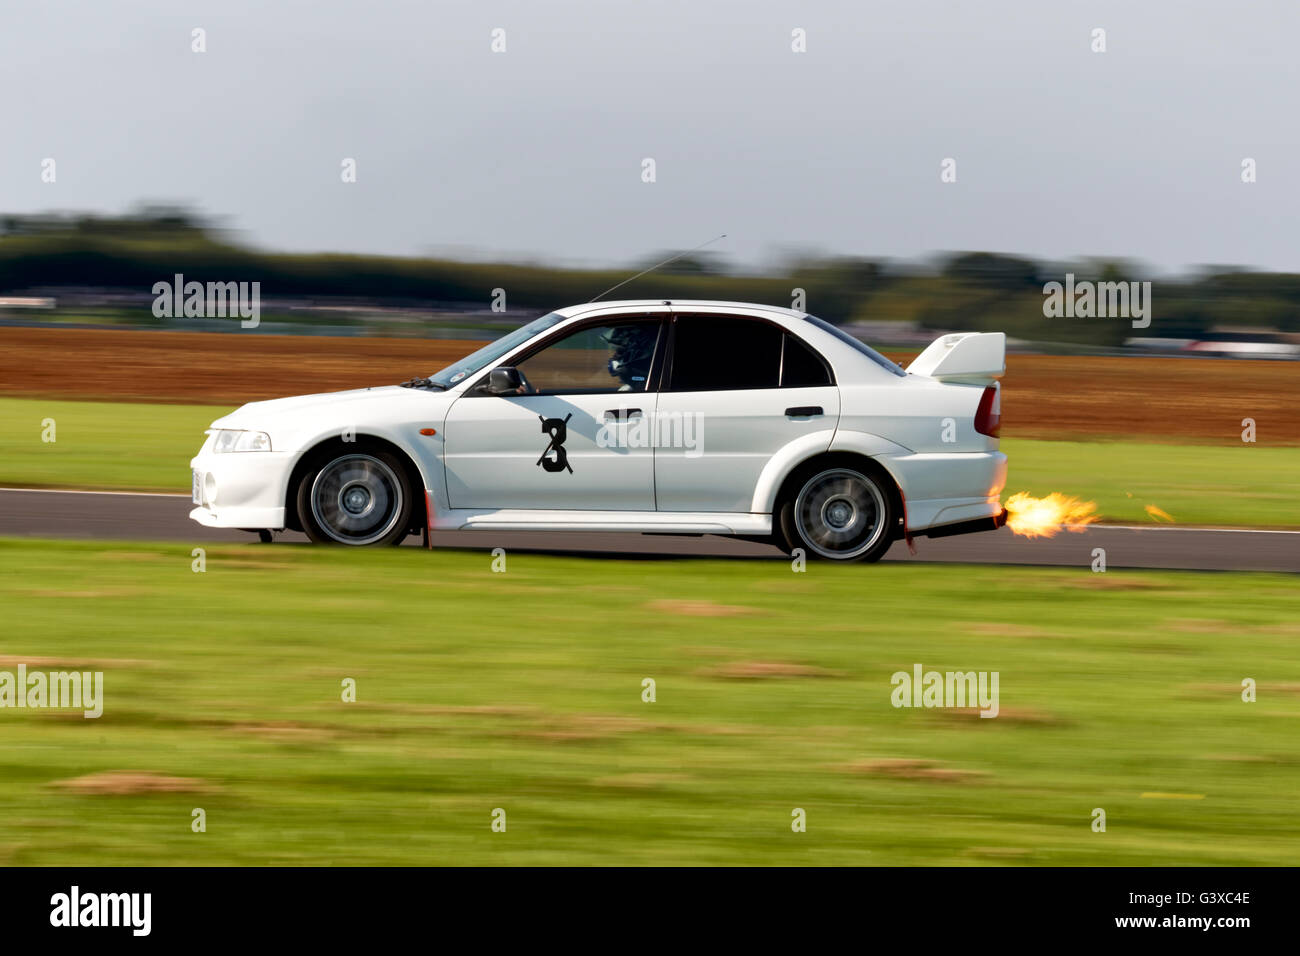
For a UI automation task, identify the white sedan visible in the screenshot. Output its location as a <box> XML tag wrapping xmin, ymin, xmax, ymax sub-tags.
<box><xmin>190</xmin><ymin>300</ymin><xmax>1007</xmax><ymax>562</ymax></box>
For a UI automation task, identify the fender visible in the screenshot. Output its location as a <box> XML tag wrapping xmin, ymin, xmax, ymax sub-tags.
<box><xmin>287</xmin><ymin>424</ymin><xmax>439</xmax><ymax>507</ymax></box>
<box><xmin>827</xmin><ymin>429</ymin><xmax>915</xmax><ymax>493</ymax></box>
<box><xmin>749</xmin><ymin>429</ymin><xmax>911</xmax><ymax>514</ymax></box>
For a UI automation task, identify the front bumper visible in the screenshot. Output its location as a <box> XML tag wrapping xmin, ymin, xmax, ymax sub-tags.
<box><xmin>188</xmin><ymin>448</ymin><xmax>296</xmax><ymax>529</ymax></box>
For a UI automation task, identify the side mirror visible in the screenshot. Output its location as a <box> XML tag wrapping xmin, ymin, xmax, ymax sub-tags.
<box><xmin>484</xmin><ymin>366</ymin><xmax>522</xmax><ymax>395</ymax></box>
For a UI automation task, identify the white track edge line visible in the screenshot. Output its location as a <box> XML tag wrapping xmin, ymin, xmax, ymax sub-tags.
<box><xmin>0</xmin><ymin>487</ymin><xmax>188</xmax><ymax>498</ymax></box>
<box><xmin>0</xmin><ymin>488</ymin><xmax>1297</xmax><ymax>533</ymax></box>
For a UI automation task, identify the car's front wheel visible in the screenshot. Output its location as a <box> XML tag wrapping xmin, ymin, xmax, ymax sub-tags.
<box><xmin>778</xmin><ymin>465</ymin><xmax>896</xmax><ymax>563</ymax></box>
<box><xmin>296</xmin><ymin>450</ymin><xmax>412</xmax><ymax>546</ymax></box>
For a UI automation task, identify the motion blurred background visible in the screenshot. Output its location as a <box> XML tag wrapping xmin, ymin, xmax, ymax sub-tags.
<box><xmin>3</xmin><ymin>204</ymin><xmax>1300</xmax><ymax>354</ymax></box>
<box><xmin>1</xmin><ymin>0</ymin><xmax>1298</xmax><ymax>867</ymax></box>
<box><xmin>4</xmin><ymin>0</ymin><xmax>1300</xmax><ymax>355</ymax></box>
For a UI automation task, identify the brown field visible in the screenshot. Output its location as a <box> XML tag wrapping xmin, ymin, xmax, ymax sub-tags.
<box><xmin>1</xmin><ymin>327</ymin><xmax>1296</xmax><ymax>443</ymax></box>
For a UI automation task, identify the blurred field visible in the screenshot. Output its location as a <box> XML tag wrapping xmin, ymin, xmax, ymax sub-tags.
<box><xmin>1000</xmin><ymin>438</ymin><xmax>1300</xmax><ymax>528</ymax></box>
<box><xmin>1</xmin><ymin>397</ymin><xmax>1296</xmax><ymax>527</ymax></box>
<box><xmin>0</xmin><ymin>327</ymin><xmax>472</xmax><ymax>407</ymax></box>
<box><xmin>0</xmin><ymin>398</ymin><xmax>219</xmax><ymax>491</ymax></box>
<box><xmin>0</xmin><ymin>537</ymin><xmax>1296</xmax><ymax>866</ymax></box>
<box><xmin>2</xmin><ymin>327</ymin><xmax>1297</xmax><ymax>443</ymax></box>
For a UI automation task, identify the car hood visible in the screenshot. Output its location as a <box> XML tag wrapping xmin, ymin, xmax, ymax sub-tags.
<box><xmin>210</xmin><ymin>385</ymin><xmax>454</xmax><ymax>432</ymax></box>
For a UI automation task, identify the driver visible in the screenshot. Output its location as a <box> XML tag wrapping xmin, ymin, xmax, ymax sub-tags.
<box><xmin>605</xmin><ymin>324</ymin><xmax>657</xmax><ymax>391</ymax></box>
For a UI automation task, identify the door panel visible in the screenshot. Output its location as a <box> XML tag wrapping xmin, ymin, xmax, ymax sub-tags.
<box><xmin>441</xmin><ymin>317</ymin><xmax>664</xmax><ymax>511</ymax></box>
<box><xmin>654</xmin><ymin>314</ymin><xmax>840</xmax><ymax>513</ymax></box>
<box><xmin>655</xmin><ymin>387</ymin><xmax>839</xmax><ymax>512</ymax></box>
<box><xmin>442</xmin><ymin>393</ymin><xmax>657</xmax><ymax>510</ymax></box>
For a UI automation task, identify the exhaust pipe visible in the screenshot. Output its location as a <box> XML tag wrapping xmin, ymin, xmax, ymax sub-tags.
<box><xmin>921</xmin><ymin>508</ymin><xmax>1007</xmax><ymax>540</ymax></box>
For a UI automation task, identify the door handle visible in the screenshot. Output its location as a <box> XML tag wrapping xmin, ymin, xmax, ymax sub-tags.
<box><xmin>604</xmin><ymin>408</ymin><xmax>643</xmax><ymax>421</ymax></box>
<box><xmin>785</xmin><ymin>406</ymin><xmax>822</xmax><ymax>417</ymax></box>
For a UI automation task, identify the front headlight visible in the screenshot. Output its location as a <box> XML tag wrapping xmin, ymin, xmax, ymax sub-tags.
<box><xmin>212</xmin><ymin>429</ymin><xmax>272</xmax><ymax>453</ymax></box>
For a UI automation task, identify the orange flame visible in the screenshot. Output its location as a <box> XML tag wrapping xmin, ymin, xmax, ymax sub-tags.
<box><xmin>1144</xmin><ymin>504</ymin><xmax>1175</xmax><ymax>523</ymax></box>
<box><xmin>1004</xmin><ymin>491</ymin><xmax>1100</xmax><ymax>538</ymax></box>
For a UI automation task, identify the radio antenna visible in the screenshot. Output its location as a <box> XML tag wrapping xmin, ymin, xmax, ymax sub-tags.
<box><xmin>588</xmin><ymin>234</ymin><xmax>727</xmax><ymax>302</ymax></box>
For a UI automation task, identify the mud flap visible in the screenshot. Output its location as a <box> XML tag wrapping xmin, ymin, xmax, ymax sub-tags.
<box><xmin>897</xmin><ymin>484</ymin><xmax>916</xmax><ymax>555</ymax></box>
<box><xmin>424</xmin><ymin>490</ymin><xmax>434</xmax><ymax>550</ymax></box>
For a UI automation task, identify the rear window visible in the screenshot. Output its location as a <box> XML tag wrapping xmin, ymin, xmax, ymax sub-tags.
<box><xmin>802</xmin><ymin>315</ymin><xmax>906</xmax><ymax>377</ymax></box>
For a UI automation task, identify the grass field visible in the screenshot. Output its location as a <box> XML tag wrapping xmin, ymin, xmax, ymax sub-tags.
<box><xmin>1000</xmin><ymin>437</ymin><xmax>1300</xmax><ymax>528</ymax></box>
<box><xmin>1</xmin><ymin>396</ymin><xmax>1296</xmax><ymax>527</ymax></box>
<box><xmin>0</xmin><ymin>537</ymin><xmax>1297</xmax><ymax>866</ymax></box>
<box><xmin>0</xmin><ymin>398</ymin><xmax>222</xmax><ymax>492</ymax></box>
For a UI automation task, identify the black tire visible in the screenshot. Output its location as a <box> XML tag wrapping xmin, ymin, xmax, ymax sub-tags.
<box><xmin>295</xmin><ymin>448</ymin><xmax>412</xmax><ymax>546</ymax></box>
<box><xmin>776</xmin><ymin>463</ymin><xmax>896</xmax><ymax>563</ymax></box>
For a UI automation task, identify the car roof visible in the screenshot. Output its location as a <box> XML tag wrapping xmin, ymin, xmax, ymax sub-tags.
<box><xmin>554</xmin><ymin>299</ymin><xmax>809</xmax><ymax>320</ymax></box>
<box><xmin>539</xmin><ymin>299</ymin><xmax>905</xmax><ymax>386</ymax></box>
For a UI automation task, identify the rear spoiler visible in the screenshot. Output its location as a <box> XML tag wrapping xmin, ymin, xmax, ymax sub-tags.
<box><xmin>906</xmin><ymin>332</ymin><xmax>1006</xmax><ymax>384</ymax></box>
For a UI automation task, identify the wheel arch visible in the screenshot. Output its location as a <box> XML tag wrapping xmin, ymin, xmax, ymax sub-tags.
<box><xmin>771</xmin><ymin>450</ymin><xmax>906</xmax><ymax>544</ymax></box>
<box><xmin>751</xmin><ymin>430</ymin><xmax>909</xmax><ymax>515</ymax></box>
<box><xmin>283</xmin><ymin>434</ymin><xmax>428</xmax><ymax>533</ymax></box>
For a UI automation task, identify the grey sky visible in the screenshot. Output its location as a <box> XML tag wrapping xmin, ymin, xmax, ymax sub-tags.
<box><xmin>4</xmin><ymin>0</ymin><xmax>1297</xmax><ymax>273</ymax></box>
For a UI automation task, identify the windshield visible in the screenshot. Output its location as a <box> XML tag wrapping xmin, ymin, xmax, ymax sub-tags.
<box><xmin>802</xmin><ymin>314</ymin><xmax>907</xmax><ymax>377</ymax></box>
<box><xmin>427</xmin><ymin>311</ymin><xmax>567</xmax><ymax>388</ymax></box>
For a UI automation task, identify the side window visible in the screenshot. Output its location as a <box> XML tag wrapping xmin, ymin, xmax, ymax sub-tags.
<box><xmin>514</xmin><ymin>321</ymin><xmax>661</xmax><ymax>394</ymax></box>
<box><xmin>781</xmin><ymin>334</ymin><xmax>832</xmax><ymax>387</ymax></box>
<box><xmin>669</xmin><ymin>317</ymin><xmax>782</xmax><ymax>391</ymax></box>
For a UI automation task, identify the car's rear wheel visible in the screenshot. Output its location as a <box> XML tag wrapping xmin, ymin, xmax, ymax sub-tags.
<box><xmin>778</xmin><ymin>466</ymin><xmax>895</xmax><ymax>563</ymax></box>
<box><xmin>296</xmin><ymin>450</ymin><xmax>411</xmax><ymax>546</ymax></box>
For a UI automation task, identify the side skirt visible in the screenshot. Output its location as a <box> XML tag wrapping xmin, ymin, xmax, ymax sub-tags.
<box><xmin>432</xmin><ymin>509</ymin><xmax>773</xmax><ymax>536</ymax></box>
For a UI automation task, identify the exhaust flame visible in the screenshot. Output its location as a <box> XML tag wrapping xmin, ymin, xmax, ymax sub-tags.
<box><xmin>1144</xmin><ymin>504</ymin><xmax>1175</xmax><ymax>523</ymax></box>
<box><xmin>1004</xmin><ymin>491</ymin><xmax>1100</xmax><ymax>538</ymax></box>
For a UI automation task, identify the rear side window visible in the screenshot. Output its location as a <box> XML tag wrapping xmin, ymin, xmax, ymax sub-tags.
<box><xmin>802</xmin><ymin>314</ymin><xmax>906</xmax><ymax>377</ymax></box>
<box><xmin>781</xmin><ymin>334</ymin><xmax>832</xmax><ymax>387</ymax></box>
<box><xmin>669</xmin><ymin>316</ymin><xmax>782</xmax><ymax>390</ymax></box>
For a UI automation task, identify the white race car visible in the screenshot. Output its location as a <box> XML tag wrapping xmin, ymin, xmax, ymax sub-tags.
<box><xmin>190</xmin><ymin>300</ymin><xmax>1007</xmax><ymax>562</ymax></box>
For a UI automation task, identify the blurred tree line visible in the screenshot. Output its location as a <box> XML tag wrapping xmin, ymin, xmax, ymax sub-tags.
<box><xmin>2</xmin><ymin>207</ymin><xmax>1297</xmax><ymax>346</ymax></box>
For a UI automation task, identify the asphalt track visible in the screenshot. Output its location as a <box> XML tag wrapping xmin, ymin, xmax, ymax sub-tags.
<box><xmin>1</xmin><ymin>488</ymin><xmax>1296</xmax><ymax>572</ymax></box>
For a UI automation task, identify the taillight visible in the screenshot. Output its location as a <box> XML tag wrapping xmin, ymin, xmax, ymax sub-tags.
<box><xmin>974</xmin><ymin>385</ymin><xmax>1000</xmax><ymax>438</ymax></box>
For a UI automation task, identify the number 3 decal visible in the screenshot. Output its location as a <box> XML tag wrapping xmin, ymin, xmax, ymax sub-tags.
<box><xmin>537</xmin><ymin>414</ymin><xmax>573</xmax><ymax>474</ymax></box>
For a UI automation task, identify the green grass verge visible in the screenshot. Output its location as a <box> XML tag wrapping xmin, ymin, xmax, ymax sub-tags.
<box><xmin>0</xmin><ymin>397</ymin><xmax>225</xmax><ymax>492</ymax></box>
<box><xmin>0</xmin><ymin>538</ymin><xmax>1297</xmax><ymax>865</ymax></box>
<box><xmin>1001</xmin><ymin>437</ymin><xmax>1300</xmax><ymax>528</ymax></box>
<box><xmin>1</xmin><ymin>397</ymin><xmax>1296</xmax><ymax>526</ymax></box>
